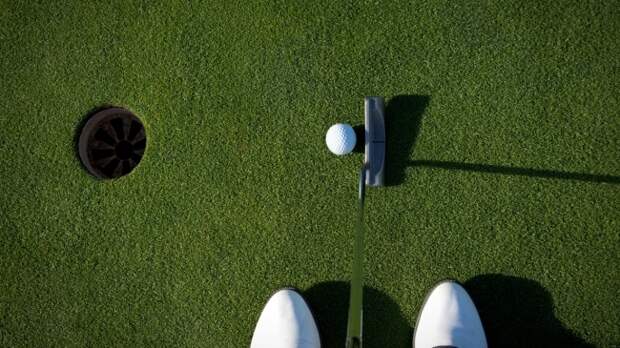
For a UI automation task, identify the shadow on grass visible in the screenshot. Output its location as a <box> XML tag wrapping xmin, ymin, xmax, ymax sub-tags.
<box><xmin>380</xmin><ymin>94</ymin><xmax>620</xmax><ymax>185</ymax></box>
<box><xmin>464</xmin><ymin>274</ymin><xmax>594</xmax><ymax>348</ymax></box>
<box><xmin>304</xmin><ymin>281</ymin><xmax>411</xmax><ymax>348</ymax></box>
<box><xmin>352</xmin><ymin>95</ymin><xmax>430</xmax><ymax>169</ymax></box>
<box><xmin>409</xmin><ymin>160</ymin><xmax>620</xmax><ymax>184</ymax></box>
<box><xmin>385</xmin><ymin>95</ymin><xmax>430</xmax><ymax>186</ymax></box>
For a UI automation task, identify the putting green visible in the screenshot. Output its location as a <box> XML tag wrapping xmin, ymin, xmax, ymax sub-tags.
<box><xmin>1</xmin><ymin>1</ymin><xmax>618</xmax><ymax>347</ymax></box>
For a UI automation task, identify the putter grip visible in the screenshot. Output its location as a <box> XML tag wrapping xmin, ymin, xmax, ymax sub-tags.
<box><xmin>364</xmin><ymin>97</ymin><xmax>385</xmax><ymax>187</ymax></box>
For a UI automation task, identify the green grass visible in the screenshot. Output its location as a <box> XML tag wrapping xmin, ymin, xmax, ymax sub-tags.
<box><xmin>1</xmin><ymin>1</ymin><xmax>619</xmax><ymax>347</ymax></box>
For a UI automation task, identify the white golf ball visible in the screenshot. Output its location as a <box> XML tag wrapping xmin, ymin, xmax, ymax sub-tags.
<box><xmin>326</xmin><ymin>123</ymin><xmax>356</xmax><ymax>155</ymax></box>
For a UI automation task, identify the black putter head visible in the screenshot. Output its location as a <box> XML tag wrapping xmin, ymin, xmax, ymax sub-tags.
<box><xmin>364</xmin><ymin>96</ymin><xmax>386</xmax><ymax>187</ymax></box>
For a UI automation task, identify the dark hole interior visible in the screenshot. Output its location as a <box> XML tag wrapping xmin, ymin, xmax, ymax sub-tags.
<box><xmin>79</xmin><ymin>108</ymin><xmax>146</xmax><ymax>179</ymax></box>
<box><xmin>115</xmin><ymin>141</ymin><xmax>133</xmax><ymax>160</ymax></box>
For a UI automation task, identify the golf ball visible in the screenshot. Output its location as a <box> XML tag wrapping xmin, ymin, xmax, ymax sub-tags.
<box><xmin>326</xmin><ymin>123</ymin><xmax>356</xmax><ymax>155</ymax></box>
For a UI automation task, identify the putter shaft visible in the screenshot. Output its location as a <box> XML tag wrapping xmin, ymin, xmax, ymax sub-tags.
<box><xmin>346</xmin><ymin>167</ymin><xmax>366</xmax><ymax>348</ymax></box>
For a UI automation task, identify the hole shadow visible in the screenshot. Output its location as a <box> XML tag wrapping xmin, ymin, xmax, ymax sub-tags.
<box><xmin>304</xmin><ymin>281</ymin><xmax>411</xmax><ymax>348</ymax></box>
<box><xmin>385</xmin><ymin>95</ymin><xmax>430</xmax><ymax>186</ymax></box>
<box><xmin>464</xmin><ymin>274</ymin><xmax>594</xmax><ymax>348</ymax></box>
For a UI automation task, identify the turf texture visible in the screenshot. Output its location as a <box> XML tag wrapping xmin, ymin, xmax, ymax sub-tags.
<box><xmin>1</xmin><ymin>1</ymin><xmax>619</xmax><ymax>347</ymax></box>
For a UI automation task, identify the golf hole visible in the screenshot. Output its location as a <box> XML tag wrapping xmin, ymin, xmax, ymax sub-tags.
<box><xmin>78</xmin><ymin>107</ymin><xmax>146</xmax><ymax>179</ymax></box>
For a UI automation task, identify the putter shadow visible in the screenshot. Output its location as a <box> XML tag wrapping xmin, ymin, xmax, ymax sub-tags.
<box><xmin>385</xmin><ymin>95</ymin><xmax>430</xmax><ymax>186</ymax></box>
<box><xmin>464</xmin><ymin>274</ymin><xmax>594</xmax><ymax>348</ymax></box>
<box><xmin>409</xmin><ymin>160</ymin><xmax>620</xmax><ymax>184</ymax></box>
<box><xmin>380</xmin><ymin>95</ymin><xmax>619</xmax><ymax>185</ymax></box>
<box><xmin>304</xmin><ymin>281</ymin><xmax>411</xmax><ymax>348</ymax></box>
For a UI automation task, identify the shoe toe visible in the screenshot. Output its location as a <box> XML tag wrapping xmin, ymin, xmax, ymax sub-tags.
<box><xmin>251</xmin><ymin>289</ymin><xmax>320</xmax><ymax>348</ymax></box>
<box><xmin>414</xmin><ymin>281</ymin><xmax>487</xmax><ymax>348</ymax></box>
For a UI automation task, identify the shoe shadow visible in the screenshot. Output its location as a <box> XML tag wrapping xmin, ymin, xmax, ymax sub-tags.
<box><xmin>464</xmin><ymin>274</ymin><xmax>594</xmax><ymax>348</ymax></box>
<box><xmin>304</xmin><ymin>281</ymin><xmax>412</xmax><ymax>348</ymax></box>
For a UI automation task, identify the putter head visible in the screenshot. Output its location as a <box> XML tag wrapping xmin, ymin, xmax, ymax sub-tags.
<box><xmin>364</xmin><ymin>97</ymin><xmax>386</xmax><ymax>187</ymax></box>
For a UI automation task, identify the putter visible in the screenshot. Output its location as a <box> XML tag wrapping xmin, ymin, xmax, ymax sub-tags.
<box><xmin>346</xmin><ymin>97</ymin><xmax>386</xmax><ymax>348</ymax></box>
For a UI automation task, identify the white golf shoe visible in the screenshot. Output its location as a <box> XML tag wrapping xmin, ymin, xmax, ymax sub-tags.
<box><xmin>251</xmin><ymin>289</ymin><xmax>320</xmax><ymax>348</ymax></box>
<box><xmin>414</xmin><ymin>280</ymin><xmax>487</xmax><ymax>348</ymax></box>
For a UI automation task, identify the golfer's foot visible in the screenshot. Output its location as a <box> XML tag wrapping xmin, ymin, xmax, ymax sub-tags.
<box><xmin>414</xmin><ymin>280</ymin><xmax>487</xmax><ymax>348</ymax></box>
<box><xmin>251</xmin><ymin>288</ymin><xmax>320</xmax><ymax>348</ymax></box>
